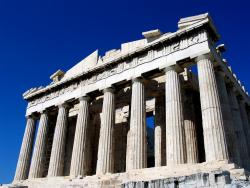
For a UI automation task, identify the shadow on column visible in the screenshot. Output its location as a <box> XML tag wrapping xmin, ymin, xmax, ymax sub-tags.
<box><xmin>193</xmin><ymin>91</ymin><xmax>206</xmax><ymax>163</ymax></box>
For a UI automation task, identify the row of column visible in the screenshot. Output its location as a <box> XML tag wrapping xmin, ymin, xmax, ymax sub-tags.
<box><xmin>14</xmin><ymin>55</ymin><xmax>250</xmax><ymax>181</ymax></box>
<box><xmin>154</xmin><ymin>55</ymin><xmax>250</xmax><ymax>167</ymax></box>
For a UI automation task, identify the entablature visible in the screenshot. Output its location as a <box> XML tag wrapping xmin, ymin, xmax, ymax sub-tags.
<box><xmin>25</xmin><ymin>28</ymin><xmax>211</xmax><ymax>115</ymax></box>
<box><xmin>24</xmin><ymin>15</ymin><xmax>215</xmax><ymax>101</ymax></box>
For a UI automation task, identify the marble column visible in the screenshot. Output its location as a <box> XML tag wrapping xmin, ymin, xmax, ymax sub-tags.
<box><xmin>227</xmin><ymin>87</ymin><xmax>250</xmax><ymax>168</ymax></box>
<box><xmin>215</xmin><ymin>71</ymin><xmax>241</xmax><ymax>164</ymax></box>
<box><xmin>154</xmin><ymin>95</ymin><xmax>166</xmax><ymax>167</ymax></box>
<box><xmin>165</xmin><ymin>66</ymin><xmax>186</xmax><ymax>165</ymax></box>
<box><xmin>14</xmin><ymin>116</ymin><xmax>36</xmax><ymax>181</ymax></box>
<box><xmin>48</xmin><ymin>104</ymin><xmax>68</xmax><ymax>177</ymax></box>
<box><xmin>70</xmin><ymin>96</ymin><xmax>90</xmax><ymax>177</ymax></box>
<box><xmin>96</xmin><ymin>88</ymin><xmax>115</xmax><ymax>174</ymax></box>
<box><xmin>238</xmin><ymin>99</ymin><xmax>250</xmax><ymax>157</ymax></box>
<box><xmin>127</xmin><ymin>78</ymin><xmax>147</xmax><ymax>170</ymax></box>
<box><xmin>196</xmin><ymin>55</ymin><xmax>228</xmax><ymax>161</ymax></box>
<box><xmin>126</xmin><ymin>130</ymin><xmax>132</xmax><ymax>171</ymax></box>
<box><xmin>29</xmin><ymin>111</ymin><xmax>49</xmax><ymax>179</ymax></box>
<box><xmin>183</xmin><ymin>90</ymin><xmax>199</xmax><ymax>163</ymax></box>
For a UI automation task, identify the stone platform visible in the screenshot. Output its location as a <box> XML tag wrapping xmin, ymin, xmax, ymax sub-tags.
<box><xmin>3</xmin><ymin>161</ymin><xmax>250</xmax><ymax>188</ymax></box>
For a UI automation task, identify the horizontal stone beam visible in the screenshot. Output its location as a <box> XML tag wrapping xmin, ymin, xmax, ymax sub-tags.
<box><xmin>26</xmin><ymin>38</ymin><xmax>210</xmax><ymax>116</ymax></box>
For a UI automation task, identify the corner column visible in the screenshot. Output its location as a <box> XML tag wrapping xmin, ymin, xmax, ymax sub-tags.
<box><xmin>70</xmin><ymin>96</ymin><xmax>90</xmax><ymax>177</ymax></box>
<box><xmin>14</xmin><ymin>115</ymin><xmax>36</xmax><ymax>181</ymax></box>
<box><xmin>196</xmin><ymin>55</ymin><xmax>228</xmax><ymax>161</ymax></box>
<box><xmin>127</xmin><ymin>78</ymin><xmax>147</xmax><ymax>170</ymax></box>
<box><xmin>29</xmin><ymin>111</ymin><xmax>49</xmax><ymax>179</ymax></box>
<box><xmin>96</xmin><ymin>88</ymin><xmax>115</xmax><ymax>174</ymax></box>
<box><xmin>165</xmin><ymin>66</ymin><xmax>186</xmax><ymax>165</ymax></box>
<box><xmin>215</xmin><ymin>71</ymin><xmax>241</xmax><ymax>164</ymax></box>
<box><xmin>48</xmin><ymin>103</ymin><xmax>68</xmax><ymax>177</ymax></box>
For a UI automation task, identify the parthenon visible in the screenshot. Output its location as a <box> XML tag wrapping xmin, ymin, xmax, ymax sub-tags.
<box><xmin>5</xmin><ymin>13</ymin><xmax>250</xmax><ymax>187</ymax></box>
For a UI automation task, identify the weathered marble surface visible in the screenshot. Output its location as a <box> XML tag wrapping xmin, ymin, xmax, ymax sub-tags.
<box><xmin>4</xmin><ymin>161</ymin><xmax>250</xmax><ymax>188</ymax></box>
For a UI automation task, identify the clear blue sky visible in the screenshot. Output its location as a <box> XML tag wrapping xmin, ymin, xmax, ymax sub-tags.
<box><xmin>0</xmin><ymin>0</ymin><xmax>250</xmax><ymax>184</ymax></box>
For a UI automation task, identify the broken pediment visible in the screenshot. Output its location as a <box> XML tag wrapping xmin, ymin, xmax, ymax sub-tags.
<box><xmin>142</xmin><ymin>29</ymin><xmax>162</xmax><ymax>42</ymax></box>
<box><xmin>178</xmin><ymin>13</ymin><xmax>210</xmax><ymax>29</ymax></box>
<box><xmin>62</xmin><ymin>50</ymin><xmax>98</xmax><ymax>81</ymax></box>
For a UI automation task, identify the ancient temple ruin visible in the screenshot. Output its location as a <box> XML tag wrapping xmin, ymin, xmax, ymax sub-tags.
<box><xmin>5</xmin><ymin>13</ymin><xmax>250</xmax><ymax>187</ymax></box>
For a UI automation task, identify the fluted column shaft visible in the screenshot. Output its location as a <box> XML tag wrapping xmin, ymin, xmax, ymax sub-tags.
<box><xmin>70</xmin><ymin>96</ymin><xmax>90</xmax><ymax>177</ymax></box>
<box><xmin>197</xmin><ymin>56</ymin><xmax>228</xmax><ymax>161</ymax></box>
<box><xmin>238</xmin><ymin>99</ymin><xmax>250</xmax><ymax>157</ymax></box>
<box><xmin>127</xmin><ymin>78</ymin><xmax>147</xmax><ymax>170</ymax></box>
<box><xmin>154</xmin><ymin>95</ymin><xmax>166</xmax><ymax>167</ymax></box>
<box><xmin>215</xmin><ymin>71</ymin><xmax>241</xmax><ymax>164</ymax></box>
<box><xmin>14</xmin><ymin>116</ymin><xmax>36</xmax><ymax>181</ymax></box>
<box><xmin>96</xmin><ymin>88</ymin><xmax>115</xmax><ymax>174</ymax></box>
<box><xmin>48</xmin><ymin>104</ymin><xmax>68</xmax><ymax>177</ymax></box>
<box><xmin>227</xmin><ymin>87</ymin><xmax>250</xmax><ymax>168</ymax></box>
<box><xmin>126</xmin><ymin>130</ymin><xmax>132</xmax><ymax>171</ymax></box>
<box><xmin>29</xmin><ymin>112</ymin><xmax>49</xmax><ymax>179</ymax></box>
<box><xmin>183</xmin><ymin>90</ymin><xmax>199</xmax><ymax>163</ymax></box>
<box><xmin>165</xmin><ymin>66</ymin><xmax>186</xmax><ymax>165</ymax></box>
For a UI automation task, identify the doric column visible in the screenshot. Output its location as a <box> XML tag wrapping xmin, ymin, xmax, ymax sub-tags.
<box><xmin>165</xmin><ymin>66</ymin><xmax>186</xmax><ymax>165</ymax></box>
<box><xmin>70</xmin><ymin>96</ymin><xmax>90</xmax><ymax>177</ymax></box>
<box><xmin>127</xmin><ymin>78</ymin><xmax>147</xmax><ymax>170</ymax></box>
<box><xmin>48</xmin><ymin>104</ymin><xmax>68</xmax><ymax>177</ymax></box>
<box><xmin>14</xmin><ymin>116</ymin><xmax>36</xmax><ymax>181</ymax></box>
<box><xmin>96</xmin><ymin>88</ymin><xmax>115</xmax><ymax>174</ymax></box>
<box><xmin>215</xmin><ymin>71</ymin><xmax>241</xmax><ymax>164</ymax></box>
<box><xmin>126</xmin><ymin>130</ymin><xmax>133</xmax><ymax>171</ymax></box>
<box><xmin>29</xmin><ymin>111</ymin><xmax>49</xmax><ymax>179</ymax></box>
<box><xmin>154</xmin><ymin>95</ymin><xmax>166</xmax><ymax>167</ymax></box>
<box><xmin>183</xmin><ymin>90</ymin><xmax>199</xmax><ymax>163</ymax></box>
<box><xmin>238</xmin><ymin>99</ymin><xmax>250</xmax><ymax>157</ymax></box>
<box><xmin>227</xmin><ymin>87</ymin><xmax>250</xmax><ymax>168</ymax></box>
<box><xmin>196</xmin><ymin>55</ymin><xmax>228</xmax><ymax>161</ymax></box>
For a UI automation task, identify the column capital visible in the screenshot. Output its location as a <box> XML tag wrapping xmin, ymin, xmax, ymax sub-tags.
<box><xmin>195</xmin><ymin>54</ymin><xmax>212</xmax><ymax>62</ymax></box>
<box><xmin>215</xmin><ymin>68</ymin><xmax>226</xmax><ymax>78</ymax></box>
<box><xmin>25</xmin><ymin>113</ymin><xmax>36</xmax><ymax>119</ymax></box>
<box><xmin>103</xmin><ymin>87</ymin><xmax>115</xmax><ymax>94</ymax></box>
<box><xmin>79</xmin><ymin>96</ymin><xmax>91</xmax><ymax>102</ymax></box>
<box><xmin>38</xmin><ymin>109</ymin><xmax>49</xmax><ymax>115</ymax></box>
<box><xmin>57</xmin><ymin>102</ymin><xmax>69</xmax><ymax>109</ymax></box>
<box><xmin>164</xmin><ymin>64</ymin><xmax>183</xmax><ymax>73</ymax></box>
<box><xmin>132</xmin><ymin>77</ymin><xmax>146</xmax><ymax>84</ymax></box>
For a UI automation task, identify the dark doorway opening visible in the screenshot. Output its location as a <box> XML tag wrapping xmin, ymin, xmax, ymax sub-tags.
<box><xmin>146</xmin><ymin>112</ymin><xmax>155</xmax><ymax>168</ymax></box>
